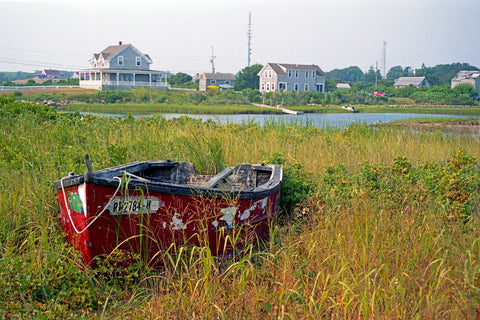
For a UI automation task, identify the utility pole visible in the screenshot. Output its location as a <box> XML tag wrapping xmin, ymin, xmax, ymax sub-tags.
<box><xmin>382</xmin><ymin>41</ymin><xmax>387</xmax><ymax>79</ymax></box>
<box><xmin>375</xmin><ymin>61</ymin><xmax>378</xmax><ymax>88</ymax></box>
<box><xmin>247</xmin><ymin>12</ymin><xmax>252</xmax><ymax>67</ymax></box>
<box><xmin>210</xmin><ymin>46</ymin><xmax>216</xmax><ymax>74</ymax></box>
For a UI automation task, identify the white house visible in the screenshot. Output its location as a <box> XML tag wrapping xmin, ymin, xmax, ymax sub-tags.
<box><xmin>451</xmin><ymin>70</ymin><xmax>480</xmax><ymax>99</ymax></box>
<box><xmin>78</xmin><ymin>42</ymin><xmax>167</xmax><ymax>90</ymax></box>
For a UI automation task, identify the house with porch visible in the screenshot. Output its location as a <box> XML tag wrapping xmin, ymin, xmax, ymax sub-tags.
<box><xmin>394</xmin><ymin>76</ymin><xmax>430</xmax><ymax>88</ymax></box>
<box><xmin>198</xmin><ymin>73</ymin><xmax>236</xmax><ymax>91</ymax></box>
<box><xmin>78</xmin><ymin>42</ymin><xmax>167</xmax><ymax>90</ymax></box>
<box><xmin>258</xmin><ymin>63</ymin><xmax>326</xmax><ymax>93</ymax></box>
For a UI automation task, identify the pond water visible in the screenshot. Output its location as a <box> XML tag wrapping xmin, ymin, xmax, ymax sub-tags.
<box><xmin>81</xmin><ymin>112</ymin><xmax>476</xmax><ymax>129</ymax></box>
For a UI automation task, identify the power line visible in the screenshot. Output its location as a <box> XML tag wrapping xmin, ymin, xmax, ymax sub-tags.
<box><xmin>0</xmin><ymin>59</ymin><xmax>87</xmax><ymax>70</ymax></box>
<box><xmin>0</xmin><ymin>46</ymin><xmax>86</xmax><ymax>57</ymax></box>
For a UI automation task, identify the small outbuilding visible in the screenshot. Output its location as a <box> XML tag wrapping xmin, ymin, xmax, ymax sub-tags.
<box><xmin>336</xmin><ymin>83</ymin><xmax>351</xmax><ymax>89</ymax></box>
<box><xmin>198</xmin><ymin>73</ymin><xmax>236</xmax><ymax>91</ymax></box>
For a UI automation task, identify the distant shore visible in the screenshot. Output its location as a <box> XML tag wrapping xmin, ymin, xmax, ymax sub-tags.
<box><xmin>378</xmin><ymin>117</ymin><xmax>480</xmax><ymax>133</ymax></box>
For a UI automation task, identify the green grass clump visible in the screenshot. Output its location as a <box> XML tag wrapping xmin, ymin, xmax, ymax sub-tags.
<box><xmin>1</xmin><ymin>98</ymin><xmax>480</xmax><ymax>318</ymax></box>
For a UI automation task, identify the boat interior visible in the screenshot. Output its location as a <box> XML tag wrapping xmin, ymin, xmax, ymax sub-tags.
<box><xmin>122</xmin><ymin>161</ymin><xmax>274</xmax><ymax>190</ymax></box>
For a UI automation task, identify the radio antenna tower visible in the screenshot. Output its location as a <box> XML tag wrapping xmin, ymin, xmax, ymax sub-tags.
<box><xmin>247</xmin><ymin>12</ymin><xmax>252</xmax><ymax>67</ymax></box>
<box><xmin>210</xmin><ymin>46</ymin><xmax>216</xmax><ymax>74</ymax></box>
<box><xmin>382</xmin><ymin>41</ymin><xmax>387</xmax><ymax>79</ymax></box>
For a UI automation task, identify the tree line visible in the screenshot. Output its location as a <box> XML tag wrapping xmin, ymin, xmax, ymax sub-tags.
<box><xmin>2</xmin><ymin>62</ymin><xmax>478</xmax><ymax>106</ymax></box>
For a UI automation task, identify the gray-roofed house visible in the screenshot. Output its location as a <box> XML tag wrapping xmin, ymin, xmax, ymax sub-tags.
<box><xmin>78</xmin><ymin>42</ymin><xmax>167</xmax><ymax>90</ymax></box>
<box><xmin>198</xmin><ymin>73</ymin><xmax>236</xmax><ymax>91</ymax></box>
<box><xmin>451</xmin><ymin>70</ymin><xmax>480</xmax><ymax>99</ymax></box>
<box><xmin>394</xmin><ymin>76</ymin><xmax>430</xmax><ymax>88</ymax></box>
<box><xmin>258</xmin><ymin>63</ymin><xmax>326</xmax><ymax>93</ymax></box>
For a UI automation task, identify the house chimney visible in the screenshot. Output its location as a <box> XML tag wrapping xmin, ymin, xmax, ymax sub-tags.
<box><xmin>119</xmin><ymin>41</ymin><xmax>122</xmax><ymax>46</ymax></box>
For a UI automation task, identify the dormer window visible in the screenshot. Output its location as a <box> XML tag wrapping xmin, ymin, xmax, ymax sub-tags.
<box><xmin>118</xmin><ymin>56</ymin><xmax>124</xmax><ymax>66</ymax></box>
<box><xmin>136</xmin><ymin>57</ymin><xmax>141</xmax><ymax>66</ymax></box>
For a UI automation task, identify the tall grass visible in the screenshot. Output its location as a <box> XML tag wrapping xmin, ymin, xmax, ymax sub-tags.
<box><xmin>1</xmin><ymin>97</ymin><xmax>480</xmax><ymax>318</ymax></box>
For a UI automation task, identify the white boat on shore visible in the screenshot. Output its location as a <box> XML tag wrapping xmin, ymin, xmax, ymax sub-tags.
<box><xmin>342</xmin><ymin>106</ymin><xmax>359</xmax><ymax>113</ymax></box>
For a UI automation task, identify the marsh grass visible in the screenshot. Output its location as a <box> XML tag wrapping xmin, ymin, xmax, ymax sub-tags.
<box><xmin>353</xmin><ymin>105</ymin><xmax>480</xmax><ymax>115</ymax></box>
<box><xmin>1</xmin><ymin>97</ymin><xmax>480</xmax><ymax>318</ymax></box>
<box><xmin>65</xmin><ymin>103</ymin><xmax>283</xmax><ymax>115</ymax></box>
<box><xmin>393</xmin><ymin>116</ymin><xmax>480</xmax><ymax>125</ymax></box>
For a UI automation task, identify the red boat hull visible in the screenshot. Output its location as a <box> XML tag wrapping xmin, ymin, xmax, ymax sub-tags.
<box><xmin>57</xmin><ymin>182</ymin><xmax>280</xmax><ymax>266</ymax></box>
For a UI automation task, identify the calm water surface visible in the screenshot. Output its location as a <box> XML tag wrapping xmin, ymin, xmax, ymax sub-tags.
<box><xmin>82</xmin><ymin>112</ymin><xmax>476</xmax><ymax>129</ymax></box>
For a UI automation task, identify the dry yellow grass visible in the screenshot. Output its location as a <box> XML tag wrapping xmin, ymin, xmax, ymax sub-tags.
<box><xmin>0</xmin><ymin>87</ymin><xmax>95</xmax><ymax>96</ymax></box>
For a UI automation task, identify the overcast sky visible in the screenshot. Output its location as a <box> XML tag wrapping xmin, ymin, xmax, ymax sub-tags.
<box><xmin>0</xmin><ymin>0</ymin><xmax>479</xmax><ymax>75</ymax></box>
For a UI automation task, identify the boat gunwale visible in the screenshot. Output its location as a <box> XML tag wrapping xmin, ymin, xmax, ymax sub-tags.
<box><xmin>53</xmin><ymin>161</ymin><xmax>283</xmax><ymax>200</ymax></box>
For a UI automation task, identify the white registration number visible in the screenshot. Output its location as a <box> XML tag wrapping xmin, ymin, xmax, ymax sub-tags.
<box><xmin>107</xmin><ymin>196</ymin><xmax>163</xmax><ymax>215</ymax></box>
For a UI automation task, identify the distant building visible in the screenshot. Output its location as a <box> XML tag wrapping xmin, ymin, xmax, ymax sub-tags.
<box><xmin>258</xmin><ymin>63</ymin><xmax>326</xmax><ymax>93</ymax></box>
<box><xmin>34</xmin><ymin>69</ymin><xmax>61</xmax><ymax>79</ymax></box>
<box><xmin>394</xmin><ymin>76</ymin><xmax>430</xmax><ymax>88</ymax></box>
<box><xmin>336</xmin><ymin>83</ymin><xmax>351</xmax><ymax>89</ymax></box>
<box><xmin>198</xmin><ymin>73</ymin><xmax>235</xmax><ymax>91</ymax></box>
<box><xmin>78</xmin><ymin>41</ymin><xmax>167</xmax><ymax>90</ymax></box>
<box><xmin>71</xmin><ymin>71</ymin><xmax>89</xmax><ymax>80</ymax></box>
<box><xmin>451</xmin><ymin>70</ymin><xmax>480</xmax><ymax>99</ymax></box>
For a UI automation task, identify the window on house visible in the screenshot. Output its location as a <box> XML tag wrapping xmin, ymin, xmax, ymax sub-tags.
<box><xmin>305</xmin><ymin>71</ymin><xmax>309</xmax><ymax>78</ymax></box>
<box><xmin>266</xmin><ymin>83</ymin><xmax>270</xmax><ymax>91</ymax></box>
<box><xmin>295</xmin><ymin>70</ymin><xmax>299</xmax><ymax>77</ymax></box>
<box><xmin>278</xmin><ymin>82</ymin><xmax>286</xmax><ymax>92</ymax></box>
<box><xmin>261</xmin><ymin>83</ymin><xmax>265</xmax><ymax>90</ymax></box>
<box><xmin>210</xmin><ymin>80</ymin><xmax>216</xmax><ymax>84</ymax></box>
<box><xmin>288</xmin><ymin>70</ymin><xmax>292</xmax><ymax>77</ymax></box>
<box><xmin>272</xmin><ymin>83</ymin><xmax>275</xmax><ymax>91</ymax></box>
<box><xmin>118</xmin><ymin>56</ymin><xmax>124</xmax><ymax>66</ymax></box>
<box><xmin>316</xmin><ymin>84</ymin><xmax>323</xmax><ymax>92</ymax></box>
<box><xmin>304</xmin><ymin>83</ymin><xmax>309</xmax><ymax>91</ymax></box>
<box><xmin>225</xmin><ymin>80</ymin><xmax>230</xmax><ymax>84</ymax></box>
<box><xmin>136</xmin><ymin>57</ymin><xmax>141</xmax><ymax>66</ymax></box>
<box><xmin>294</xmin><ymin>83</ymin><xmax>299</xmax><ymax>92</ymax></box>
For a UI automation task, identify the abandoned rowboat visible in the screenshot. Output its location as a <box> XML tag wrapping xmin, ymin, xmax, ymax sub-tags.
<box><xmin>53</xmin><ymin>156</ymin><xmax>282</xmax><ymax>266</ymax></box>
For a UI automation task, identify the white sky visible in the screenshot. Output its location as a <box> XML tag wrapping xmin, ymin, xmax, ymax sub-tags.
<box><xmin>0</xmin><ymin>0</ymin><xmax>479</xmax><ymax>75</ymax></box>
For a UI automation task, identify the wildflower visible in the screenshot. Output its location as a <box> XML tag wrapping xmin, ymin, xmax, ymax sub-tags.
<box><xmin>341</xmin><ymin>178</ymin><xmax>348</xmax><ymax>185</ymax></box>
